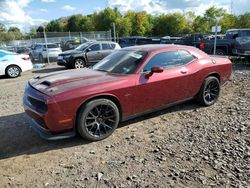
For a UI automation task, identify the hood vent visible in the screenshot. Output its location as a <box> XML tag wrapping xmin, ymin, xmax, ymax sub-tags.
<box><xmin>40</xmin><ymin>80</ymin><xmax>51</xmax><ymax>86</ymax></box>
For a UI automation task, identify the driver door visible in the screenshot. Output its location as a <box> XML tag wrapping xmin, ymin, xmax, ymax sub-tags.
<box><xmin>133</xmin><ymin>50</ymin><xmax>192</xmax><ymax>114</ymax></box>
<box><xmin>86</xmin><ymin>43</ymin><xmax>102</xmax><ymax>63</ymax></box>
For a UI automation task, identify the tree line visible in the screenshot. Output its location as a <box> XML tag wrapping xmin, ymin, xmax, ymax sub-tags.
<box><xmin>0</xmin><ymin>6</ymin><xmax>250</xmax><ymax>43</ymax></box>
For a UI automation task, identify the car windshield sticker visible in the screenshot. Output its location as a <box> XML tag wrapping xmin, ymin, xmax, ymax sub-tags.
<box><xmin>130</xmin><ymin>53</ymin><xmax>142</xmax><ymax>59</ymax></box>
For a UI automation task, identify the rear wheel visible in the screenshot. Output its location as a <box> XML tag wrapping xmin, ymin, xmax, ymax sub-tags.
<box><xmin>74</xmin><ymin>58</ymin><xmax>85</xmax><ymax>69</ymax></box>
<box><xmin>6</xmin><ymin>65</ymin><xmax>21</xmax><ymax>78</ymax></box>
<box><xmin>215</xmin><ymin>49</ymin><xmax>226</xmax><ymax>56</ymax></box>
<box><xmin>198</xmin><ymin>76</ymin><xmax>220</xmax><ymax>106</ymax></box>
<box><xmin>77</xmin><ymin>99</ymin><xmax>120</xmax><ymax>141</ymax></box>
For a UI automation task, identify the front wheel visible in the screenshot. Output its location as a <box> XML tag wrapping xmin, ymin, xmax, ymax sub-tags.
<box><xmin>6</xmin><ymin>65</ymin><xmax>21</xmax><ymax>78</ymax></box>
<box><xmin>39</xmin><ymin>55</ymin><xmax>44</xmax><ymax>63</ymax></box>
<box><xmin>197</xmin><ymin>76</ymin><xmax>220</xmax><ymax>106</ymax></box>
<box><xmin>77</xmin><ymin>99</ymin><xmax>120</xmax><ymax>141</ymax></box>
<box><xmin>74</xmin><ymin>59</ymin><xmax>85</xmax><ymax>69</ymax></box>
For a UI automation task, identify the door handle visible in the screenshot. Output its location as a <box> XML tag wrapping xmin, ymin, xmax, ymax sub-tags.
<box><xmin>180</xmin><ymin>69</ymin><xmax>187</xmax><ymax>74</ymax></box>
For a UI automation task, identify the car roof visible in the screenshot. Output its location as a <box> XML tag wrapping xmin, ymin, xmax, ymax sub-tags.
<box><xmin>121</xmin><ymin>44</ymin><xmax>182</xmax><ymax>52</ymax></box>
<box><xmin>227</xmin><ymin>28</ymin><xmax>250</xmax><ymax>32</ymax></box>
<box><xmin>34</xmin><ymin>43</ymin><xmax>58</xmax><ymax>45</ymax></box>
<box><xmin>121</xmin><ymin>44</ymin><xmax>209</xmax><ymax>59</ymax></box>
<box><xmin>94</xmin><ymin>41</ymin><xmax>118</xmax><ymax>44</ymax></box>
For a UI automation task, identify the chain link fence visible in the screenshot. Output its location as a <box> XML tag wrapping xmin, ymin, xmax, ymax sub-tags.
<box><xmin>5</xmin><ymin>30</ymin><xmax>112</xmax><ymax>47</ymax></box>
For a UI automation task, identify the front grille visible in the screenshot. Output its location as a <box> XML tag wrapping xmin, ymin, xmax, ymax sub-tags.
<box><xmin>27</xmin><ymin>96</ymin><xmax>48</xmax><ymax>113</ymax></box>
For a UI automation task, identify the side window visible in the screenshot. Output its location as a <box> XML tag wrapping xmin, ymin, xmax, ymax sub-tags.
<box><xmin>178</xmin><ymin>50</ymin><xmax>196</xmax><ymax>64</ymax></box>
<box><xmin>89</xmin><ymin>44</ymin><xmax>100</xmax><ymax>51</ymax></box>
<box><xmin>102</xmin><ymin>43</ymin><xmax>111</xmax><ymax>50</ymax></box>
<box><xmin>110</xmin><ymin>43</ymin><xmax>115</xmax><ymax>49</ymax></box>
<box><xmin>143</xmin><ymin>51</ymin><xmax>181</xmax><ymax>72</ymax></box>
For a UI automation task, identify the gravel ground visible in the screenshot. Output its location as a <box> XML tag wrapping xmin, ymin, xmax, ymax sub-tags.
<box><xmin>0</xmin><ymin>62</ymin><xmax>249</xmax><ymax>188</ymax></box>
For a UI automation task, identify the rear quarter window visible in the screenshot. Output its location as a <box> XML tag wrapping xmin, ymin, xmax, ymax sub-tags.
<box><xmin>178</xmin><ymin>50</ymin><xmax>196</xmax><ymax>64</ymax></box>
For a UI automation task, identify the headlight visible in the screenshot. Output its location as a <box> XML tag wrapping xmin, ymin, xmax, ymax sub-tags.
<box><xmin>64</xmin><ymin>55</ymin><xmax>71</xmax><ymax>59</ymax></box>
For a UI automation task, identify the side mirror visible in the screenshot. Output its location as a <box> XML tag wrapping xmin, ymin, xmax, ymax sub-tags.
<box><xmin>145</xmin><ymin>66</ymin><xmax>164</xmax><ymax>79</ymax></box>
<box><xmin>86</xmin><ymin>48</ymin><xmax>91</xmax><ymax>52</ymax></box>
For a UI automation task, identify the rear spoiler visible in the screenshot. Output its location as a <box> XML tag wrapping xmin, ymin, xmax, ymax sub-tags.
<box><xmin>210</xmin><ymin>55</ymin><xmax>229</xmax><ymax>59</ymax></box>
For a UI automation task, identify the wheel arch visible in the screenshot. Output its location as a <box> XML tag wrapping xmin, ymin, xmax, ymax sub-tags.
<box><xmin>5</xmin><ymin>64</ymin><xmax>22</xmax><ymax>73</ymax></box>
<box><xmin>73</xmin><ymin>55</ymin><xmax>87</xmax><ymax>63</ymax></box>
<box><xmin>75</xmin><ymin>94</ymin><xmax>123</xmax><ymax>127</ymax></box>
<box><xmin>206</xmin><ymin>72</ymin><xmax>221</xmax><ymax>83</ymax></box>
<box><xmin>210</xmin><ymin>45</ymin><xmax>229</xmax><ymax>55</ymax></box>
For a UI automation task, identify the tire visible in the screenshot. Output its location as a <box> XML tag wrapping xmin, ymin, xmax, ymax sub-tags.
<box><xmin>197</xmin><ymin>76</ymin><xmax>220</xmax><ymax>106</ymax></box>
<box><xmin>215</xmin><ymin>49</ymin><xmax>226</xmax><ymax>56</ymax></box>
<box><xmin>65</xmin><ymin>64</ymin><xmax>72</xmax><ymax>69</ymax></box>
<box><xmin>39</xmin><ymin>54</ymin><xmax>44</xmax><ymax>63</ymax></box>
<box><xmin>77</xmin><ymin>99</ymin><xmax>120</xmax><ymax>141</ymax></box>
<box><xmin>74</xmin><ymin>58</ymin><xmax>85</xmax><ymax>69</ymax></box>
<box><xmin>29</xmin><ymin>54</ymin><xmax>34</xmax><ymax>63</ymax></box>
<box><xmin>6</xmin><ymin>65</ymin><xmax>21</xmax><ymax>78</ymax></box>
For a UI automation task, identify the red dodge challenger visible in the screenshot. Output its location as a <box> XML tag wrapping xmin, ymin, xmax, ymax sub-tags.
<box><xmin>23</xmin><ymin>45</ymin><xmax>232</xmax><ymax>141</ymax></box>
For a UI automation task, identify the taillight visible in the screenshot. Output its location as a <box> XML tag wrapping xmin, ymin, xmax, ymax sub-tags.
<box><xmin>200</xmin><ymin>43</ymin><xmax>205</xmax><ymax>49</ymax></box>
<box><xmin>22</xmin><ymin>57</ymin><xmax>30</xmax><ymax>61</ymax></box>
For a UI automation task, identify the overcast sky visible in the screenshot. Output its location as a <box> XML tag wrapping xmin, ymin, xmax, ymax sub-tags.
<box><xmin>0</xmin><ymin>0</ymin><xmax>249</xmax><ymax>32</ymax></box>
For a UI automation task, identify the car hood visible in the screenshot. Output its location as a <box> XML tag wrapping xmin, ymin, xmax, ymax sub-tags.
<box><xmin>235</xmin><ymin>37</ymin><xmax>250</xmax><ymax>50</ymax></box>
<box><xmin>29</xmin><ymin>68</ymin><xmax>127</xmax><ymax>96</ymax></box>
<box><xmin>60</xmin><ymin>49</ymin><xmax>82</xmax><ymax>56</ymax></box>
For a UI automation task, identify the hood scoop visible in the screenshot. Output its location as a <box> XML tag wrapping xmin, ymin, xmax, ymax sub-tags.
<box><xmin>40</xmin><ymin>80</ymin><xmax>52</xmax><ymax>86</ymax></box>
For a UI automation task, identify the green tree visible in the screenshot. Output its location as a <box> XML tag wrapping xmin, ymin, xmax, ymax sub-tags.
<box><xmin>219</xmin><ymin>13</ymin><xmax>237</xmax><ymax>33</ymax></box>
<box><xmin>7</xmin><ymin>27</ymin><xmax>22</xmax><ymax>40</ymax></box>
<box><xmin>66</xmin><ymin>14</ymin><xmax>84</xmax><ymax>31</ymax></box>
<box><xmin>8</xmin><ymin>27</ymin><xmax>21</xmax><ymax>33</ymax></box>
<box><xmin>237</xmin><ymin>13</ymin><xmax>250</xmax><ymax>28</ymax></box>
<box><xmin>153</xmin><ymin>13</ymin><xmax>189</xmax><ymax>36</ymax></box>
<box><xmin>46</xmin><ymin>20</ymin><xmax>64</xmax><ymax>32</ymax></box>
<box><xmin>116</xmin><ymin>16</ymin><xmax>132</xmax><ymax>36</ymax></box>
<box><xmin>192</xmin><ymin>15</ymin><xmax>209</xmax><ymax>33</ymax></box>
<box><xmin>0</xmin><ymin>23</ymin><xmax>6</xmax><ymax>32</ymax></box>
<box><xmin>93</xmin><ymin>8</ymin><xmax>121</xmax><ymax>31</ymax></box>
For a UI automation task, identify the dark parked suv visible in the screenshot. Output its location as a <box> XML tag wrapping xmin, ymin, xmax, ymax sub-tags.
<box><xmin>57</xmin><ymin>41</ymin><xmax>121</xmax><ymax>69</ymax></box>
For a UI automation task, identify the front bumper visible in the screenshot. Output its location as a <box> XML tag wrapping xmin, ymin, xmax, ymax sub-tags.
<box><xmin>57</xmin><ymin>59</ymin><xmax>69</xmax><ymax>66</ymax></box>
<box><xmin>29</xmin><ymin>118</ymin><xmax>75</xmax><ymax>140</ymax></box>
<box><xmin>232</xmin><ymin>49</ymin><xmax>250</xmax><ymax>56</ymax></box>
<box><xmin>23</xmin><ymin>83</ymin><xmax>76</xmax><ymax>140</ymax></box>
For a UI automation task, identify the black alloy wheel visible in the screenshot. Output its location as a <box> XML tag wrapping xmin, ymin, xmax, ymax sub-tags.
<box><xmin>77</xmin><ymin>99</ymin><xmax>120</xmax><ymax>141</ymax></box>
<box><xmin>198</xmin><ymin>76</ymin><xmax>220</xmax><ymax>106</ymax></box>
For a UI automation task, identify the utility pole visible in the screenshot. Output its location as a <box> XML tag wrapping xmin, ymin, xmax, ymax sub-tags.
<box><xmin>213</xmin><ymin>21</ymin><xmax>218</xmax><ymax>55</ymax></box>
<box><xmin>43</xmin><ymin>26</ymin><xmax>50</xmax><ymax>64</ymax></box>
<box><xmin>112</xmin><ymin>22</ymin><xmax>116</xmax><ymax>42</ymax></box>
<box><xmin>231</xmin><ymin>0</ymin><xmax>234</xmax><ymax>14</ymax></box>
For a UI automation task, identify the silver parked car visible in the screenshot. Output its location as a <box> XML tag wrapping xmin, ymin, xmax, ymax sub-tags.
<box><xmin>29</xmin><ymin>43</ymin><xmax>62</xmax><ymax>63</ymax></box>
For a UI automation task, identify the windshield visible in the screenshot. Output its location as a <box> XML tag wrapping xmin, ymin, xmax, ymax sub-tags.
<box><xmin>93</xmin><ymin>50</ymin><xmax>148</xmax><ymax>74</ymax></box>
<box><xmin>75</xmin><ymin>42</ymin><xmax>93</xmax><ymax>51</ymax></box>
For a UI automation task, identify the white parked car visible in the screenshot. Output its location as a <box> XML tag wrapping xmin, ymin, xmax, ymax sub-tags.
<box><xmin>0</xmin><ymin>50</ymin><xmax>33</xmax><ymax>78</ymax></box>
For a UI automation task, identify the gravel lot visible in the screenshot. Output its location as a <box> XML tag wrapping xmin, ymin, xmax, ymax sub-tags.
<box><xmin>0</xmin><ymin>62</ymin><xmax>249</xmax><ymax>188</ymax></box>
